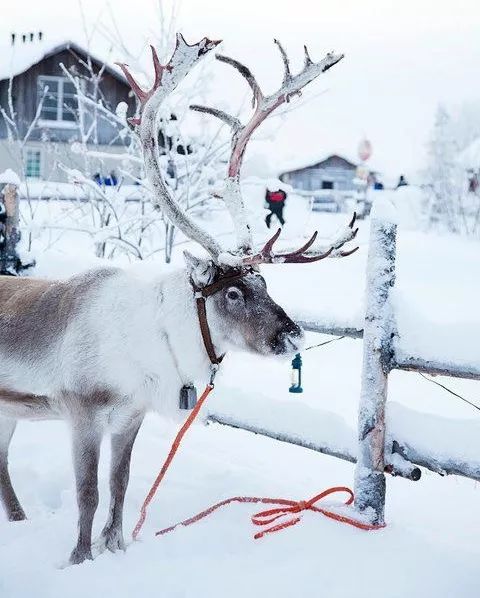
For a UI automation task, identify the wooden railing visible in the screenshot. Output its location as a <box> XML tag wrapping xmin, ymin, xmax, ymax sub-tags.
<box><xmin>208</xmin><ymin>199</ymin><xmax>480</xmax><ymax>525</ymax></box>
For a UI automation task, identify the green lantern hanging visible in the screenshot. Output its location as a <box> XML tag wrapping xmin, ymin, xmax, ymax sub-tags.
<box><xmin>289</xmin><ymin>353</ymin><xmax>303</xmax><ymax>393</ymax></box>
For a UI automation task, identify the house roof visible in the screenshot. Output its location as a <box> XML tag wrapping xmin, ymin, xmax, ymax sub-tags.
<box><xmin>0</xmin><ymin>38</ymin><xmax>127</xmax><ymax>84</ymax></box>
<box><xmin>279</xmin><ymin>153</ymin><xmax>359</xmax><ymax>176</ymax></box>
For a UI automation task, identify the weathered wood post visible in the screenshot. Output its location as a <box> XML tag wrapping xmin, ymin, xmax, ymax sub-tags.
<box><xmin>354</xmin><ymin>198</ymin><xmax>397</xmax><ymax>525</ymax></box>
<box><xmin>0</xmin><ymin>170</ymin><xmax>22</xmax><ymax>275</ymax></box>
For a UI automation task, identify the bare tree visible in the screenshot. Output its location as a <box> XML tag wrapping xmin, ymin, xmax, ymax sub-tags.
<box><xmin>426</xmin><ymin>103</ymin><xmax>480</xmax><ymax>236</ymax></box>
<box><xmin>55</xmin><ymin>5</ymin><xmax>229</xmax><ymax>262</ymax></box>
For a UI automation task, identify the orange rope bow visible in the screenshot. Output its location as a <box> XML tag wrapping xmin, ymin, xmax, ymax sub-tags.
<box><xmin>132</xmin><ymin>383</ymin><xmax>385</xmax><ymax>542</ymax></box>
<box><xmin>154</xmin><ymin>486</ymin><xmax>384</xmax><ymax>539</ymax></box>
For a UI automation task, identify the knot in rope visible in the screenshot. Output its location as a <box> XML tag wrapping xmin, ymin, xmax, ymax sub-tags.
<box><xmin>251</xmin><ymin>487</ymin><xmax>356</xmax><ymax>539</ymax></box>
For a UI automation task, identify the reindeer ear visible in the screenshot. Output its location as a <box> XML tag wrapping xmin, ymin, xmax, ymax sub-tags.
<box><xmin>183</xmin><ymin>251</ymin><xmax>216</xmax><ymax>287</ymax></box>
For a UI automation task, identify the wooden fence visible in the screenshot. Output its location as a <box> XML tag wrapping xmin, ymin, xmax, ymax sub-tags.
<box><xmin>209</xmin><ymin>200</ymin><xmax>480</xmax><ymax>526</ymax></box>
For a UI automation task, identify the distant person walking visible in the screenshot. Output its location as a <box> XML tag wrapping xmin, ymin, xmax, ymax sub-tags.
<box><xmin>396</xmin><ymin>174</ymin><xmax>408</xmax><ymax>188</ymax></box>
<box><xmin>265</xmin><ymin>188</ymin><xmax>287</xmax><ymax>228</ymax></box>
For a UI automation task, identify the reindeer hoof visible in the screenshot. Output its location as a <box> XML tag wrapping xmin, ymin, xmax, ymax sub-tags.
<box><xmin>69</xmin><ymin>545</ymin><xmax>93</xmax><ymax>566</ymax></box>
<box><xmin>93</xmin><ymin>527</ymin><xmax>126</xmax><ymax>555</ymax></box>
<box><xmin>8</xmin><ymin>509</ymin><xmax>26</xmax><ymax>522</ymax></box>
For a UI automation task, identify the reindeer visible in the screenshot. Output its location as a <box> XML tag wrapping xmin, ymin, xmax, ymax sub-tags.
<box><xmin>0</xmin><ymin>34</ymin><xmax>357</xmax><ymax>565</ymax></box>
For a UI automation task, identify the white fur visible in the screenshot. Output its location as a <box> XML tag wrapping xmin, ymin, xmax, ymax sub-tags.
<box><xmin>0</xmin><ymin>266</ymin><xmax>218</xmax><ymax>426</ymax></box>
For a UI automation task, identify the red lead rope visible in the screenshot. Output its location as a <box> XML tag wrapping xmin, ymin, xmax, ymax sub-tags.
<box><xmin>155</xmin><ymin>487</ymin><xmax>384</xmax><ymax>539</ymax></box>
<box><xmin>132</xmin><ymin>383</ymin><xmax>215</xmax><ymax>540</ymax></box>
<box><xmin>132</xmin><ymin>384</ymin><xmax>385</xmax><ymax>542</ymax></box>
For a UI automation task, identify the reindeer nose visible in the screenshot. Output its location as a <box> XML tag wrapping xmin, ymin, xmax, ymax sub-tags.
<box><xmin>272</xmin><ymin>322</ymin><xmax>305</xmax><ymax>355</ymax></box>
<box><xmin>289</xmin><ymin>321</ymin><xmax>304</xmax><ymax>339</ymax></box>
<box><xmin>287</xmin><ymin>324</ymin><xmax>305</xmax><ymax>350</ymax></box>
<box><xmin>285</xmin><ymin>318</ymin><xmax>304</xmax><ymax>340</ymax></box>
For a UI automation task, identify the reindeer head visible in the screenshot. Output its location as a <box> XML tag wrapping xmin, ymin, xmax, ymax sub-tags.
<box><xmin>119</xmin><ymin>33</ymin><xmax>358</xmax><ymax>358</ymax></box>
<box><xmin>184</xmin><ymin>252</ymin><xmax>304</xmax><ymax>356</ymax></box>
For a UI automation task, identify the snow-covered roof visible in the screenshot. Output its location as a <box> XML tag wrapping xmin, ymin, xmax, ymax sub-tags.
<box><xmin>458</xmin><ymin>137</ymin><xmax>480</xmax><ymax>169</ymax></box>
<box><xmin>0</xmin><ymin>38</ymin><xmax>126</xmax><ymax>84</ymax></box>
<box><xmin>278</xmin><ymin>152</ymin><xmax>360</xmax><ymax>176</ymax></box>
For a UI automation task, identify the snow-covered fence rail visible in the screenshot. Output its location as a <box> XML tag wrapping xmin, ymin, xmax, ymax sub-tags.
<box><xmin>208</xmin><ymin>411</ymin><xmax>423</xmax><ymax>481</ymax></box>
<box><xmin>209</xmin><ymin>198</ymin><xmax>480</xmax><ymax>526</ymax></box>
<box><xmin>297</xmin><ymin>323</ymin><xmax>480</xmax><ymax>381</ymax></box>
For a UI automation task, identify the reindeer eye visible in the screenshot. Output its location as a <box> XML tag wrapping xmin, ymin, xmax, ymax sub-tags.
<box><xmin>226</xmin><ymin>288</ymin><xmax>241</xmax><ymax>301</ymax></box>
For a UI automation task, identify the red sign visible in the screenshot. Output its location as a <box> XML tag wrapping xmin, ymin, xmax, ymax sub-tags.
<box><xmin>358</xmin><ymin>138</ymin><xmax>372</xmax><ymax>162</ymax></box>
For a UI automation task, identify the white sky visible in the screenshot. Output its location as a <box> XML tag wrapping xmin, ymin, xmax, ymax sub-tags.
<box><xmin>2</xmin><ymin>0</ymin><xmax>480</xmax><ymax>179</ymax></box>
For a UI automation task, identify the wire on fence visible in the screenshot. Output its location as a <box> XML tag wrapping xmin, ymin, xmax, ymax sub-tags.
<box><xmin>305</xmin><ymin>335</ymin><xmax>480</xmax><ymax>415</ymax></box>
<box><xmin>418</xmin><ymin>372</ymin><xmax>480</xmax><ymax>414</ymax></box>
<box><xmin>305</xmin><ymin>336</ymin><xmax>346</xmax><ymax>351</ymax></box>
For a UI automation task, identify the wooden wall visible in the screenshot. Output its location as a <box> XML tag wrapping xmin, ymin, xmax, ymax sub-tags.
<box><xmin>0</xmin><ymin>46</ymin><xmax>136</xmax><ymax>145</ymax></box>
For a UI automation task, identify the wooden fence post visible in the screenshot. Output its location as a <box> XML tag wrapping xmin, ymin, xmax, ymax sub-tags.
<box><xmin>354</xmin><ymin>199</ymin><xmax>397</xmax><ymax>525</ymax></box>
<box><xmin>0</xmin><ymin>182</ymin><xmax>21</xmax><ymax>275</ymax></box>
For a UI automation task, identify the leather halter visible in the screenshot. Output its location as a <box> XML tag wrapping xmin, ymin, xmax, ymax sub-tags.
<box><xmin>191</xmin><ymin>272</ymin><xmax>246</xmax><ymax>366</ymax></box>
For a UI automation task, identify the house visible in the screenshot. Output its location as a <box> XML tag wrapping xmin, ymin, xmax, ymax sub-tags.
<box><xmin>0</xmin><ymin>33</ymin><xmax>136</xmax><ymax>184</ymax></box>
<box><xmin>280</xmin><ymin>154</ymin><xmax>358</xmax><ymax>192</ymax></box>
<box><xmin>279</xmin><ymin>154</ymin><xmax>374</xmax><ymax>212</ymax></box>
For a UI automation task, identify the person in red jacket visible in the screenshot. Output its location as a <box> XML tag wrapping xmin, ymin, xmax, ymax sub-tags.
<box><xmin>265</xmin><ymin>188</ymin><xmax>287</xmax><ymax>228</ymax></box>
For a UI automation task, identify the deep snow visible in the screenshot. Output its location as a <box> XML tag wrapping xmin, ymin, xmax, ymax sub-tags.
<box><xmin>1</xmin><ymin>208</ymin><xmax>479</xmax><ymax>597</ymax></box>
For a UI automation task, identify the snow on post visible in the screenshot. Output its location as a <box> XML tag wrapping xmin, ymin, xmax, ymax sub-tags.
<box><xmin>354</xmin><ymin>197</ymin><xmax>398</xmax><ymax>524</ymax></box>
<box><xmin>0</xmin><ymin>170</ymin><xmax>21</xmax><ymax>275</ymax></box>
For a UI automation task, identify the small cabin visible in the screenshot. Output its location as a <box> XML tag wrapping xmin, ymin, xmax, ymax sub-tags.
<box><xmin>279</xmin><ymin>154</ymin><xmax>358</xmax><ymax>193</ymax></box>
<box><xmin>279</xmin><ymin>154</ymin><xmax>368</xmax><ymax>212</ymax></box>
<box><xmin>0</xmin><ymin>34</ymin><xmax>136</xmax><ymax>184</ymax></box>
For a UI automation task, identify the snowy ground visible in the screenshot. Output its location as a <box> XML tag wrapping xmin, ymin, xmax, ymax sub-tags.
<box><xmin>1</xmin><ymin>208</ymin><xmax>480</xmax><ymax>597</ymax></box>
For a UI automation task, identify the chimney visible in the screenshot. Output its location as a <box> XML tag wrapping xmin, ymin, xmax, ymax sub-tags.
<box><xmin>11</xmin><ymin>33</ymin><xmax>15</xmax><ymax>46</ymax></box>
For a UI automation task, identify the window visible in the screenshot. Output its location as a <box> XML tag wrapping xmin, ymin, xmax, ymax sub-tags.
<box><xmin>321</xmin><ymin>180</ymin><xmax>334</xmax><ymax>190</ymax></box>
<box><xmin>25</xmin><ymin>149</ymin><xmax>41</xmax><ymax>179</ymax></box>
<box><xmin>38</xmin><ymin>76</ymin><xmax>77</xmax><ymax>124</ymax></box>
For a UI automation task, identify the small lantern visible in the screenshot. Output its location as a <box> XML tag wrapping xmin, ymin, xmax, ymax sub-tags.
<box><xmin>289</xmin><ymin>353</ymin><xmax>303</xmax><ymax>393</ymax></box>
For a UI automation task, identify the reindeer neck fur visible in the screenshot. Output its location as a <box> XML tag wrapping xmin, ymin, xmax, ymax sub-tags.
<box><xmin>153</xmin><ymin>266</ymin><xmax>227</xmax><ymax>394</ymax></box>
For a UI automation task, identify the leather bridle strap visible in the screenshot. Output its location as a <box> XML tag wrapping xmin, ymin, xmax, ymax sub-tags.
<box><xmin>198</xmin><ymin>273</ymin><xmax>246</xmax><ymax>297</ymax></box>
<box><xmin>195</xmin><ymin>293</ymin><xmax>223</xmax><ymax>365</ymax></box>
<box><xmin>192</xmin><ymin>272</ymin><xmax>246</xmax><ymax>366</ymax></box>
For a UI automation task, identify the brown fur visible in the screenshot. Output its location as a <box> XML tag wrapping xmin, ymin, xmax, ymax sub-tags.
<box><xmin>0</xmin><ymin>387</ymin><xmax>52</xmax><ymax>419</ymax></box>
<box><xmin>0</xmin><ymin>269</ymin><xmax>119</xmax><ymax>360</ymax></box>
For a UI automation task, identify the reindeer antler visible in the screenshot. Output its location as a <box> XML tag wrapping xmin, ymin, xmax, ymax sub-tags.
<box><xmin>191</xmin><ymin>41</ymin><xmax>344</xmax><ymax>255</ymax></box>
<box><xmin>242</xmin><ymin>212</ymin><xmax>359</xmax><ymax>266</ymax></box>
<box><xmin>117</xmin><ymin>34</ymin><xmax>221</xmax><ymax>126</ymax></box>
<box><xmin>117</xmin><ymin>34</ymin><xmax>224</xmax><ymax>260</ymax></box>
<box><xmin>119</xmin><ymin>34</ymin><xmax>348</xmax><ymax>266</ymax></box>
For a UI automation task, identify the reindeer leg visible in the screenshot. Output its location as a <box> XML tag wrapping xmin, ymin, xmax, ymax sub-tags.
<box><xmin>97</xmin><ymin>411</ymin><xmax>144</xmax><ymax>553</ymax></box>
<box><xmin>0</xmin><ymin>417</ymin><xmax>26</xmax><ymax>521</ymax></box>
<box><xmin>69</xmin><ymin>420</ymin><xmax>102</xmax><ymax>565</ymax></box>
